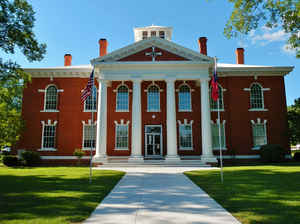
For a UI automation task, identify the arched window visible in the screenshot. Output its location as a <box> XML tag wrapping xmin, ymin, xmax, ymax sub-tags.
<box><xmin>210</xmin><ymin>85</ymin><xmax>224</xmax><ymax>110</ymax></box>
<box><xmin>147</xmin><ymin>85</ymin><xmax>160</xmax><ymax>111</ymax></box>
<box><xmin>84</xmin><ymin>86</ymin><xmax>97</xmax><ymax>111</ymax></box>
<box><xmin>250</xmin><ymin>83</ymin><xmax>263</xmax><ymax>109</ymax></box>
<box><xmin>116</xmin><ymin>85</ymin><xmax>129</xmax><ymax>111</ymax></box>
<box><xmin>45</xmin><ymin>86</ymin><xmax>58</xmax><ymax>110</ymax></box>
<box><xmin>178</xmin><ymin>84</ymin><xmax>191</xmax><ymax>111</ymax></box>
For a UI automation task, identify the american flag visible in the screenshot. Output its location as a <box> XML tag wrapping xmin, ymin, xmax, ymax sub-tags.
<box><xmin>81</xmin><ymin>69</ymin><xmax>94</xmax><ymax>102</ymax></box>
<box><xmin>211</xmin><ymin>57</ymin><xmax>219</xmax><ymax>101</ymax></box>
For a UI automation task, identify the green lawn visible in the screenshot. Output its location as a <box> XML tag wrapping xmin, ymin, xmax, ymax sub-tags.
<box><xmin>0</xmin><ymin>165</ymin><xmax>125</xmax><ymax>224</ymax></box>
<box><xmin>185</xmin><ymin>165</ymin><xmax>300</xmax><ymax>224</ymax></box>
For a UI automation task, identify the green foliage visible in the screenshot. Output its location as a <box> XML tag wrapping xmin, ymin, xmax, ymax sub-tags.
<box><xmin>224</xmin><ymin>0</ymin><xmax>300</xmax><ymax>58</ymax></box>
<box><xmin>260</xmin><ymin>144</ymin><xmax>285</xmax><ymax>162</ymax></box>
<box><xmin>3</xmin><ymin>155</ymin><xmax>19</xmax><ymax>166</ymax></box>
<box><xmin>294</xmin><ymin>152</ymin><xmax>300</xmax><ymax>161</ymax></box>
<box><xmin>21</xmin><ymin>150</ymin><xmax>41</xmax><ymax>166</ymax></box>
<box><xmin>0</xmin><ymin>0</ymin><xmax>46</xmax><ymax>149</ymax></box>
<box><xmin>288</xmin><ymin>98</ymin><xmax>300</xmax><ymax>145</ymax></box>
<box><xmin>73</xmin><ymin>148</ymin><xmax>85</xmax><ymax>165</ymax></box>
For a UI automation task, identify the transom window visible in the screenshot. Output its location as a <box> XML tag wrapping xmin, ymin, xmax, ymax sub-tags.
<box><xmin>43</xmin><ymin>125</ymin><xmax>56</xmax><ymax>148</ymax></box>
<box><xmin>151</xmin><ymin>31</ymin><xmax>156</xmax><ymax>37</ymax></box>
<box><xmin>178</xmin><ymin>85</ymin><xmax>192</xmax><ymax>111</ymax></box>
<box><xmin>250</xmin><ymin>83</ymin><xmax>264</xmax><ymax>109</ymax></box>
<box><xmin>115</xmin><ymin>124</ymin><xmax>128</xmax><ymax>149</ymax></box>
<box><xmin>211</xmin><ymin>122</ymin><xmax>226</xmax><ymax>149</ymax></box>
<box><xmin>84</xmin><ymin>86</ymin><xmax>97</xmax><ymax>111</ymax></box>
<box><xmin>159</xmin><ymin>31</ymin><xmax>165</xmax><ymax>39</ymax></box>
<box><xmin>147</xmin><ymin>85</ymin><xmax>160</xmax><ymax>111</ymax></box>
<box><xmin>179</xmin><ymin>124</ymin><xmax>193</xmax><ymax>149</ymax></box>
<box><xmin>45</xmin><ymin>86</ymin><xmax>58</xmax><ymax>110</ymax></box>
<box><xmin>116</xmin><ymin>85</ymin><xmax>129</xmax><ymax>111</ymax></box>
<box><xmin>142</xmin><ymin>31</ymin><xmax>148</xmax><ymax>40</ymax></box>
<box><xmin>83</xmin><ymin>124</ymin><xmax>96</xmax><ymax>148</ymax></box>
<box><xmin>252</xmin><ymin>123</ymin><xmax>267</xmax><ymax>148</ymax></box>
<box><xmin>210</xmin><ymin>85</ymin><xmax>224</xmax><ymax>110</ymax></box>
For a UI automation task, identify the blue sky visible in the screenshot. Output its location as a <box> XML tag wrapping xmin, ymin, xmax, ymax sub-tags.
<box><xmin>3</xmin><ymin>0</ymin><xmax>299</xmax><ymax>105</ymax></box>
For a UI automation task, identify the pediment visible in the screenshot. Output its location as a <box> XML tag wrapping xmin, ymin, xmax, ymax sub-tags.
<box><xmin>91</xmin><ymin>37</ymin><xmax>213</xmax><ymax>64</ymax></box>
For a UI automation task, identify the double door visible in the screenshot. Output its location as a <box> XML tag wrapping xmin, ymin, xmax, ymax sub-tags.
<box><xmin>145</xmin><ymin>125</ymin><xmax>162</xmax><ymax>158</ymax></box>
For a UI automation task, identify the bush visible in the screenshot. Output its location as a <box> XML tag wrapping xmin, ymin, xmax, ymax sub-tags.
<box><xmin>294</xmin><ymin>152</ymin><xmax>300</xmax><ymax>161</ymax></box>
<box><xmin>73</xmin><ymin>148</ymin><xmax>85</xmax><ymax>165</ymax></box>
<box><xmin>260</xmin><ymin>144</ymin><xmax>285</xmax><ymax>163</ymax></box>
<box><xmin>3</xmin><ymin>155</ymin><xmax>19</xmax><ymax>166</ymax></box>
<box><xmin>21</xmin><ymin>151</ymin><xmax>41</xmax><ymax>166</ymax></box>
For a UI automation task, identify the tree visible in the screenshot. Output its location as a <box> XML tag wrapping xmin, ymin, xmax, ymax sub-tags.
<box><xmin>0</xmin><ymin>0</ymin><xmax>46</xmax><ymax>148</ymax></box>
<box><xmin>223</xmin><ymin>0</ymin><xmax>300</xmax><ymax>58</ymax></box>
<box><xmin>287</xmin><ymin>98</ymin><xmax>300</xmax><ymax>145</ymax></box>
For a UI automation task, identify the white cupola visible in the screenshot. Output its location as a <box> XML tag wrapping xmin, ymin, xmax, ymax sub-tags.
<box><xmin>133</xmin><ymin>25</ymin><xmax>173</xmax><ymax>42</ymax></box>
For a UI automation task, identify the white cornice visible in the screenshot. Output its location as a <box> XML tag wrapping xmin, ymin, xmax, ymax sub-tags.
<box><xmin>91</xmin><ymin>36</ymin><xmax>213</xmax><ymax>63</ymax></box>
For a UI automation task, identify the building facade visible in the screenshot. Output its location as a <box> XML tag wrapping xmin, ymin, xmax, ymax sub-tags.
<box><xmin>17</xmin><ymin>25</ymin><xmax>294</xmax><ymax>164</ymax></box>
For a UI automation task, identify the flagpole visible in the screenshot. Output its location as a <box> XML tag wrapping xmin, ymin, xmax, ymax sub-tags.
<box><xmin>89</xmin><ymin>70</ymin><xmax>94</xmax><ymax>184</ymax></box>
<box><xmin>215</xmin><ymin>57</ymin><xmax>224</xmax><ymax>183</ymax></box>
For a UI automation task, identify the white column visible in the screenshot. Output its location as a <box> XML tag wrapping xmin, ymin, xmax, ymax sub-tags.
<box><xmin>165</xmin><ymin>79</ymin><xmax>180</xmax><ymax>162</ymax></box>
<box><xmin>93</xmin><ymin>79</ymin><xmax>107</xmax><ymax>163</ymax></box>
<box><xmin>128</xmin><ymin>79</ymin><xmax>144</xmax><ymax>162</ymax></box>
<box><xmin>200</xmin><ymin>78</ymin><xmax>217</xmax><ymax>163</ymax></box>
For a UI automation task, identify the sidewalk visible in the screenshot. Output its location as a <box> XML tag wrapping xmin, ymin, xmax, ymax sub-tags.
<box><xmin>84</xmin><ymin>167</ymin><xmax>240</xmax><ymax>224</ymax></box>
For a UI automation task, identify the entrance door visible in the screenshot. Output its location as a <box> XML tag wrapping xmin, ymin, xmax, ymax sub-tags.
<box><xmin>145</xmin><ymin>125</ymin><xmax>162</xmax><ymax>158</ymax></box>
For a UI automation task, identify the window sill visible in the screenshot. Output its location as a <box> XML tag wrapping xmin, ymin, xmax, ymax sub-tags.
<box><xmin>211</xmin><ymin>109</ymin><xmax>225</xmax><ymax>112</ymax></box>
<box><xmin>147</xmin><ymin>110</ymin><xmax>161</xmax><ymax>112</ymax></box>
<box><xmin>252</xmin><ymin>147</ymin><xmax>261</xmax><ymax>150</ymax></box>
<box><xmin>84</xmin><ymin>110</ymin><xmax>97</xmax><ymax>112</ymax></box>
<box><xmin>249</xmin><ymin>109</ymin><xmax>268</xmax><ymax>111</ymax></box>
<box><xmin>38</xmin><ymin>148</ymin><xmax>57</xmax><ymax>151</ymax></box>
<box><xmin>40</xmin><ymin>110</ymin><xmax>59</xmax><ymax>112</ymax></box>
<box><xmin>213</xmin><ymin>148</ymin><xmax>227</xmax><ymax>150</ymax></box>
<box><xmin>82</xmin><ymin>148</ymin><xmax>96</xmax><ymax>151</ymax></box>
<box><xmin>179</xmin><ymin>148</ymin><xmax>194</xmax><ymax>151</ymax></box>
<box><xmin>114</xmin><ymin>148</ymin><xmax>129</xmax><ymax>151</ymax></box>
<box><xmin>116</xmin><ymin>110</ymin><xmax>129</xmax><ymax>112</ymax></box>
<box><xmin>178</xmin><ymin>110</ymin><xmax>192</xmax><ymax>112</ymax></box>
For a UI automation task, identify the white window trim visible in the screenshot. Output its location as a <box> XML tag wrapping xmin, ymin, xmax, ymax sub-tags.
<box><xmin>211</xmin><ymin>119</ymin><xmax>227</xmax><ymax>150</ymax></box>
<box><xmin>244</xmin><ymin>83</ymin><xmax>270</xmax><ymax>110</ymax></box>
<box><xmin>176</xmin><ymin>82</ymin><xmax>193</xmax><ymax>112</ymax></box>
<box><xmin>81</xmin><ymin>87</ymin><xmax>98</xmax><ymax>112</ymax></box>
<box><xmin>114</xmin><ymin>84</ymin><xmax>130</xmax><ymax>112</ymax></box>
<box><xmin>114</xmin><ymin>119</ymin><xmax>130</xmax><ymax>150</ymax></box>
<box><xmin>40</xmin><ymin>119</ymin><xmax>58</xmax><ymax>151</ymax></box>
<box><xmin>251</xmin><ymin>118</ymin><xmax>267</xmax><ymax>150</ymax></box>
<box><xmin>39</xmin><ymin>84</ymin><xmax>63</xmax><ymax>112</ymax></box>
<box><xmin>146</xmin><ymin>83</ymin><xmax>161</xmax><ymax>112</ymax></box>
<box><xmin>177</xmin><ymin>119</ymin><xmax>194</xmax><ymax>150</ymax></box>
<box><xmin>81</xmin><ymin>120</ymin><xmax>97</xmax><ymax>150</ymax></box>
<box><xmin>210</xmin><ymin>84</ymin><xmax>226</xmax><ymax>112</ymax></box>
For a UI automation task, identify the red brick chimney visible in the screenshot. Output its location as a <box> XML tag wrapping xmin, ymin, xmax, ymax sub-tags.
<box><xmin>198</xmin><ymin>37</ymin><xmax>207</xmax><ymax>55</ymax></box>
<box><xmin>236</xmin><ymin>48</ymin><xmax>244</xmax><ymax>64</ymax></box>
<box><xmin>99</xmin><ymin>39</ymin><xmax>108</xmax><ymax>57</ymax></box>
<box><xmin>64</xmin><ymin>54</ymin><xmax>72</xmax><ymax>66</ymax></box>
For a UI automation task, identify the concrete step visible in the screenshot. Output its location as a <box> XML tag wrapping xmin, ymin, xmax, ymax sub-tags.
<box><xmin>98</xmin><ymin>160</ymin><xmax>210</xmax><ymax>167</ymax></box>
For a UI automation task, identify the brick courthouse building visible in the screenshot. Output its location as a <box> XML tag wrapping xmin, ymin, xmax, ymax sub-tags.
<box><xmin>17</xmin><ymin>25</ymin><xmax>294</xmax><ymax>164</ymax></box>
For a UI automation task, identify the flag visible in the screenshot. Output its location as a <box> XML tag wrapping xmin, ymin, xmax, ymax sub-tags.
<box><xmin>81</xmin><ymin>69</ymin><xmax>94</xmax><ymax>102</ymax></box>
<box><xmin>211</xmin><ymin>57</ymin><xmax>219</xmax><ymax>101</ymax></box>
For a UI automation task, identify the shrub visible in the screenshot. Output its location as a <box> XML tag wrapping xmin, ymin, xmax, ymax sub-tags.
<box><xmin>294</xmin><ymin>152</ymin><xmax>300</xmax><ymax>161</ymax></box>
<box><xmin>260</xmin><ymin>144</ymin><xmax>285</xmax><ymax>163</ymax></box>
<box><xmin>73</xmin><ymin>148</ymin><xmax>85</xmax><ymax>165</ymax></box>
<box><xmin>3</xmin><ymin>155</ymin><xmax>19</xmax><ymax>166</ymax></box>
<box><xmin>21</xmin><ymin>151</ymin><xmax>41</xmax><ymax>166</ymax></box>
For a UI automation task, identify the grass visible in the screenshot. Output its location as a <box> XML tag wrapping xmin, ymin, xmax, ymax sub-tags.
<box><xmin>0</xmin><ymin>165</ymin><xmax>125</xmax><ymax>224</ymax></box>
<box><xmin>185</xmin><ymin>164</ymin><xmax>300</xmax><ymax>224</ymax></box>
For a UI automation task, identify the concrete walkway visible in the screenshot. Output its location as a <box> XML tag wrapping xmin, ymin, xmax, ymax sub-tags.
<box><xmin>84</xmin><ymin>167</ymin><xmax>240</xmax><ymax>224</ymax></box>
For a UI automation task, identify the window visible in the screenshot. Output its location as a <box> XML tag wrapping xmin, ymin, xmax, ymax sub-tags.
<box><xmin>250</xmin><ymin>83</ymin><xmax>263</xmax><ymax>109</ymax></box>
<box><xmin>142</xmin><ymin>31</ymin><xmax>148</xmax><ymax>40</ymax></box>
<box><xmin>147</xmin><ymin>85</ymin><xmax>160</xmax><ymax>111</ymax></box>
<box><xmin>179</xmin><ymin>124</ymin><xmax>193</xmax><ymax>149</ymax></box>
<box><xmin>43</xmin><ymin>125</ymin><xmax>56</xmax><ymax>148</ymax></box>
<box><xmin>115</xmin><ymin>124</ymin><xmax>128</xmax><ymax>149</ymax></box>
<box><xmin>83</xmin><ymin>124</ymin><xmax>96</xmax><ymax>149</ymax></box>
<box><xmin>210</xmin><ymin>85</ymin><xmax>224</xmax><ymax>110</ymax></box>
<box><xmin>84</xmin><ymin>86</ymin><xmax>97</xmax><ymax>111</ymax></box>
<box><xmin>252</xmin><ymin>123</ymin><xmax>267</xmax><ymax>148</ymax></box>
<box><xmin>45</xmin><ymin>86</ymin><xmax>58</xmax><ymax>110</ymax></box>
<box><xmin>116</xmin><ymin>85</ymin><xmax>129</xmax><ymax>111</ymax></box>
<box><xmin>159</xmin><ymin>31</ymin><xmax>165</xmax><ymax>39</ymax></box>
<box><xmin>211</xmin><ymin>122</ymin><xmax>226</xmax><ymax>149</ymax></box>
<box><xmin>178</xmin><ymin>85</ymin><xmax>191</xmax><ymax>111</ymax></box>
<box><xmin>151</xmin><ymin>31</ymin><xmax>156</xmax><ymax>37</ymax></box>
